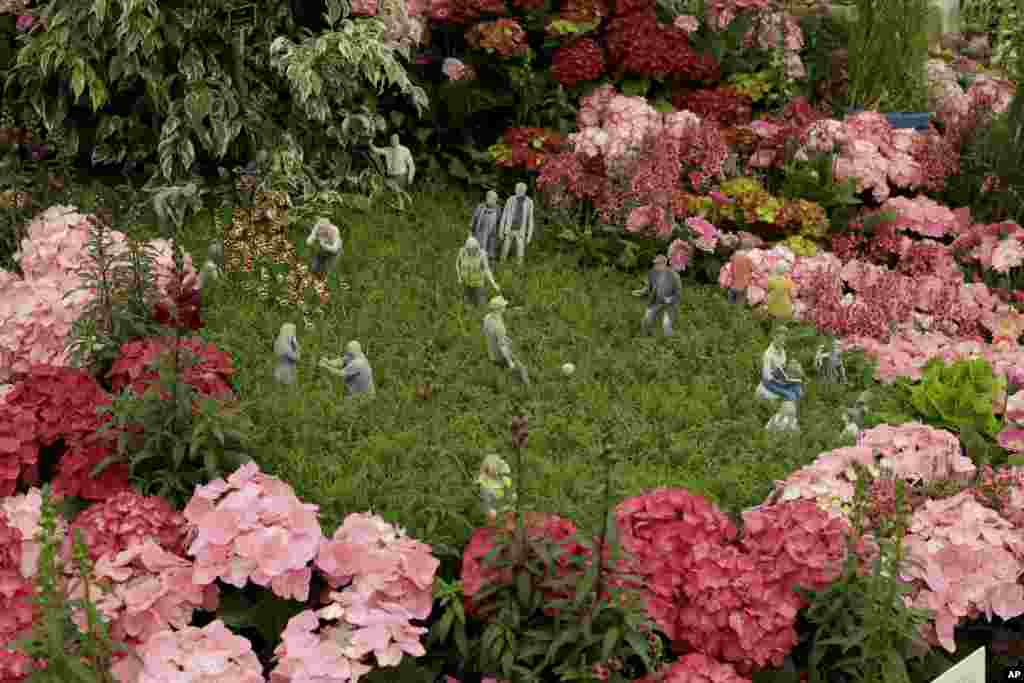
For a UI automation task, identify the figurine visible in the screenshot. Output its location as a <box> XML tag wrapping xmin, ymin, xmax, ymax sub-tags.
<box><xmin>483</xmin><ymin>296</ymin><xmax>530</xmax><ymax>385</ymax></box>
<box><xmin>841</xmin><ymin>407</ymin><xmax>861</xmax><ymax>442</ymax></box>
<box><xmin>478</xmin><ymin>453</ymin><xmax>515</xmax><ymax>524</ymax></box>
<box><xmin>274</xmin><ymin>323</ymin><xmax>301</xmax><ymax>385</ymax></box>
<box><xmin>728</xmin><ymin>250</ymin><xmax>753</xmax><ymax>304</ymax></box>
<box><xmin>814</xmin><ymin>337</ymin><xmax>847</xmax><ymax>383</ymax></box>
<box><xmin>197</xmin><ymin>242</ymin><xmax>223</xmax><ymax>291</ymax></box>
<box><xmin>499</xmin><ymin>182</ymin><xmax>535</xmax><ymax>266</ymax></box>
<box><xmin>319</xmin><ymin>340</ymin><xmax>375</xmax><ymax>397</ymax></box>
<box><xmin>640</xmin><ymin>254</ymin><xmax>684</xmax><ymax>337</ymax></box>
<box><xmin>756</xmin><ymin>329</ymin><xmax>804</xmax><ymax>402</ymax></box>
<box><xmin>457</xmin><ymin>235</ymin><xmax>500</xmax><ymax>306</ymax></box>
<box><xmin>764</xmin><ymin>261</ymin><xmax>795</xmax><ymax>320</ymax></box>
<box><xmin>306</xmin><ymin>218</ymin><xmax>343</xmax><ymax>275</ymax></box>
<box><xmin>766</xmin><ymin>400</ymin><xmax>800</xmax><ymax>433</ymax></box>
<box><xmin>370</xmin><ymin>133</ymin><xmax>415</xmax><ymax>188</ymax></box>
<box><xmin>471</xmin><ymin>191</ymin><xmax>502</xmax><ymax>259</ymax></box>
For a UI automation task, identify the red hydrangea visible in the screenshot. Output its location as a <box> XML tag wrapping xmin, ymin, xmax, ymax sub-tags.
<box><xmin>0</xmin><ymin>365</ymin><xmax>116</xmax><ymax>497</ymax></box>
<box><xmin>743</xmin><ymin>98</ymin><xmax>827</xmax><ymax>170</ymax></box>
<box><xmin>0</xmin><ymin>515</ymin><xmax>35</xmax><ymax>666</ymax></box>
<box><xmin>673</xmin><ymin>87</ymin><xmax>753</xmax><ymax>127</ymax></box>
<box><xmin>552</xmin><ymin>38</ymin><xmax>606</xmax><ymax>88</ymax></box>
<box><xmin>0</xmin><ymin>650</ymin><xmax>38</xmax><ymax>683</ymax></box>
<box><xmin>641</xmin><ymin>654</ymin><xmax>751</xmax><ymax>683</ymax></box>
<box><xmin>51</xmin><ymin>433</ymin><xmax>130</xmax><ymax>502</ymax></box>
<box><xmin>107</xmin><ymin>336</ymin><xmax>235</xmax><ymax>401</ymax></box>
<box><xmin>559</xmin><ymin>0</ymin><xmax>607</xmax><ymax>23</ymax></box>
<box><xmin>606</xmin><ymin>10</ymin><xmax>718</xmax><ymax>82</ymax></box>
<box><xmin>68</xmin><ymin>490</ymin><xmax>188</xmax><ymax>562</ymax></box>
<box><xmin>491</xmin><ymin>127</ymin><xmax>566</xmax><ymax>171</ymax></box>
<box><xmin>433</xmin><ymin>0</ymin><xmax>507</xmax><ymax>23</ymax></box>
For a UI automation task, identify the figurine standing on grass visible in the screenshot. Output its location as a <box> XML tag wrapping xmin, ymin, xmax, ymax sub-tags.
<box><xmin>457</xmin><ymin>235</ymin><xmax>500</xmax><ymax>306</ymax></box>
<box><xmin>483</xmin><ymin>296</ymin><xmax>530</xmax><ymax>385</ymax></box>
<box><xmin>766</xmin><ymin>400</ymin><xmax>800</xmax><ymax>433</ymax></box>
<box><xmin>274</xmin><ymin>323</ymin><xmax>301</xmax><ymax>385</ymax></box>
<box><xmin>499</xmin><ymin>182</ymin><xmax>534</xmax><ymax>266</ymax></box>
<box><xmin>370</xmin><ymin>133</ymin><xmax>415</xmax><ymax>188</ymax></box>
<box><xmin>306</xmin><ymin>218</ymin><xmax>343</xmax><ymax>275</ymax></box>
<box><xmin>814</xmin><ymin>337</ymin><xmax>847</xmax><ymax>383</ymax></box>
<box><xmin>728</xmin><ymin>250</ymin><xmax>753</xmax><ymax>304</ymax></box>
<box><xmin>765</xmin><ymin>261</ymin><xmax>795</xmax><ymax>320</ymax></box>
<box><xmin>471</xmin><ymin>191</ymin><xmax>502</xmax><ymax>259</ymax></box>
<box><xmin>197</xmin><ymin>242</ymin><xmax>223</xmax><ymax>290</ymax></box>
<box><xmin>478</xmin><ymin>453</ymin><xmax>515</xmax><ymax>524</ymax></box>
<box><xmin>640</xmin><ymin>254</ymin><xmax>684</xmax><ymax>337</ymax></box>
<box><xmin>319</xmin><ymin>340</ymin><xmax>375</xmax><ymax>397</ymax></box>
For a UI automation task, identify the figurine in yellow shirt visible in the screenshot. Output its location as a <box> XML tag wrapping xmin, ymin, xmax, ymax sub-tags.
<box><xmin>765</xmin><ymin>261</ymin><xmax>795</xmax><ymax>320</ymax></box>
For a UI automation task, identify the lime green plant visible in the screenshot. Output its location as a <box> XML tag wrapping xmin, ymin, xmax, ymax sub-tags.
<box><xmin>727</xmin><ymin>71</ymin><xmax>775</xmax><ymax>102</ymax></box>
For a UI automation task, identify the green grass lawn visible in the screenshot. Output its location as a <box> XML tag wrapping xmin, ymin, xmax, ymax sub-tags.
<box><xmin>144</xmin><ymin>182</ymin><xmax>878</xmax><ymax>556</ymax></box>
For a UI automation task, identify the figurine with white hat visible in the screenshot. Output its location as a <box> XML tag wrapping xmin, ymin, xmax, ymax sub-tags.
<box><xmin>482</xmin><ymin>296</ymin><xmax>529</xmax><ymax>385</ymax></box>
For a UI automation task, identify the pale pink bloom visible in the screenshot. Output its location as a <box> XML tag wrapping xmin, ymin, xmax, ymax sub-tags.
<box><xmin>685</xmin><ymin>216</ymin><xmax>719</xmax><ymax>252</ymax></box>
<box><xmin>668</xmin><ymin>239</ymin><xmax>693</xmax><ymax>272</ymax></box>
<box><xmin>672</xmin><ymin>14</ymin><xmax>699</xmax><ymax>34</ymax></box>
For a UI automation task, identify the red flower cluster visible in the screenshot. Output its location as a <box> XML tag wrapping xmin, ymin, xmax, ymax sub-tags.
<box><xmin>461</xmin><ymin>513</ymin><xmax>591</xmax><ymax>618</ymax></box>
<box><xmin>52</xmin><ymin>431</ymin><xmax>131</xmax><ymax>502</ymax></box>
<box><xmin>0</xmin><ymin>515</ymin><xmax>36</xmax><ymax>675</ymax></box>
<box><xmin>616</xmin><ymin>491</ymin><xmax>848</xmax><ymax>674</ymax></box>
<box><xmin>551</xmin><ymin>38</ymin><xmax>606</xmax><ymax>88</ymax></box>
<box><xmin>439</xmin><ymin>0</ymin><xmax>508</xmax><ymax>24</ymax></box>
<box><xmin>641</xmin><ymin>654</ymin><xmax>750</xmax><ymax>683</ymax></box>
<box><xmin>511</xmin><ymin>0</ymin><xmax>546</xmax><ymax>9</ymax></box>
<box><xmin>607</xmin><ymin>10</ymin><xmax>719</xmax><ymax>82</ymax></box>
<box><xmin>0</xmin><ymin>650</ymin><xmax>38</xmax><ymax>683</ymax></box>
<box><xmin>744</xmin><ymin>97</ymin><xmax>826</xmax><ymax>170</ymax></box>
<box><xmin>495</xmin><ymin>127</ymin><xmax>567</xmax><ymax>171</ymax></box>
<box><xmin>860</xmin><ymin>478</ymin><xmax>926</xmax><ymax>533</ymax></box>
<box><xmin>559</xmin><ymin>0</ymin><xmax>607</xmax><ymax>23</ymax></box>
<box><xmin>611</xmin><ymin>0</ymin><xmax>652</xmax><ymax>16</ymax></box>
<box><xmin>673</xmin><ymin>87</ymin><xmax>753</xmax><ymax>128</ymax></box>
<box><xmin>68</xmin><ymin>490</ymin><xmax>187</xmax><ymax>562</ymax></box>
<box><xmin>0</xmin><ymin>366</ymin><xmax>125</xmax><ymax>499</ymax></box>
<box><xmin>107</xmin><ymin>337</ymin><xmax>235</xmax><ymax>402</ymax></box>
<box><xmin>911</xmin><ymin>128</ymin><xmax>960</xmax><ymax>194</ymax></box>
<box><xmin>467</xmin><ymin>18</ymin><xmax>530</xmax><ymax>57</ymax></box>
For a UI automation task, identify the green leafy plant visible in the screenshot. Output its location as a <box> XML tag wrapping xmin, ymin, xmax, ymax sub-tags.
<box><xmin>798</xmin><ymin>472</ymin><xmax>933</xmax><ymax>683</ymax></box>
<box><xmin>13</xmin><ymin>487</ymin><xmax>125</xmax><ymax>682</ymax></box>
<box><xmin>779</xmin><ymin>154</ymin><xmax>862</xmax><ymax>225</ymax></box>
<box><xmin>867</xmin><ymin>357</ymin><xmax>1006</xmax><ymax>465</ymax></box>
<box><xmin>846</xmin><ymin>0</ymin><xmax>931</xmax><ymax>111</ymax></box>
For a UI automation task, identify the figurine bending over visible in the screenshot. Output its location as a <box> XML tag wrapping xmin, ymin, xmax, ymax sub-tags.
<box><xmin>306</xmin><ymin>218</ymin><xmax>343</xmax><ymax>275</ymax></box>
<box><xmin>319</xmin><ymin>340</ymin><xmax>375</xmax><ymax>397</ymax></box>
<box><xmin>483</xmin><ymin>296</ymin><xmax>529</xmax><ymax>385</ymax></box>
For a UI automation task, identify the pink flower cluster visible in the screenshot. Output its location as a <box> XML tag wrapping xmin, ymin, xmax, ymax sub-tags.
<box><xmin>0</xmin><ymin>206</ymin><xmax>195</xmax><ymax>381</ymax></box>
<box><xmin>902</xmin><ymin>492</ymin><xmax>1024</xmax><ymax>652</ymax></box>
<box><xmin>765</xmin><ymin>424</ymin><xmax>976</xmax><ymax>521</ymax></box>
<box><xmin>615</xmin><ymin>489</ymin><xmax>847</xmax><ymax>673</ymax></box>
<box><xmin>953</xmin><ymin>220</ymin><xmax>1024</xmax><ymax>275</ymax></box>
<box><xmin>0</xmin><ymin>488</ymin><xmax>48</xmax><ymax>580</ymax></box>
<box><xmin>67</xmin><ymin>539</ymin><xmax>219</xmax><ymax>648</ymax></box>
<box><xmin>69</xmin><ymin>490</ymin><xmax>187</xmax><ymax>562</ymax></box>
<box><xmin>880</xmin><ymin>196</ymin><xmax>960</xmax><ymax>239</ymax></box>
<box><xmin>704</xmin><ymin>0</ymin><xmax>771</xmax><ymax>30</ymax></box>
<box><xmin>118</xmin><ymin>619</ymin><xmax>264</xmax><ymax>683</ymax></box>
<box><xmin>184</xmin><ymin>462</ymin><xmax>322</xmax><ymax>601</ymax></box>
<box><xmin>0</xmin><ymin>507</ymin><xmax>35</xmax><ymax>662</ymax></box>
<box><xmin>641</xmin><ymin>654</ymin><xmax>751</xmax><ymax>683</ymax></box>
<box><xmin>686</xmin><ymin>216</ymin><xmax>720</xmax><ymax>252</ymax></box>
<box><xmin>272</xmin><ymin>512</ymin><xmax>439</xmax><ymax>681</ymax></box>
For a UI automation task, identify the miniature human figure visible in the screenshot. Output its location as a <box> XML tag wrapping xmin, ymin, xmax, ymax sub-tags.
<box><xmin>841</xmin><ymin>407</ymin><xmax>861</xmax><ymax>442</ymax></box>
<box><xmin>197</xmin><ymin>242</ymin><xmax>223</xmax><ymax>291</ymax></box>
<box><xmin>757</xmin><ymin>329</ymin><xmax>804</xmax><ymax>402</ymax></box>
<box><xmin>319</xmin><ymin>340</ymin><xmax>375</xmax><ymax>397</ymax></box>
<box><xmin>499</xmin><ymin>182</ymin><xmax>535</xmax><ymax>265</ymax></box>
<box><xmin>728</xmin><ymin>250</ymin><xmax>753</xmax><ymax>304</ymax></box>
<box><xmin>814</xmin><ymin>337</ymin><xmax>847</xmax><ymax>383</ymax></box>
<box><xmin>640</xmin><ymin>254</ymin><xmax>684</xmax><ymax>337</ymax></box>
<box><xmin>457</xmin><ymin>235</ymin><xmax>500</xmax><ymax>306</ymax></box>
<box><xmin>764</xmin><ymin>261</ymin><xmax>795</xmax><ymax>320</ymax></box>
<box><xmin>274</xmin><ymin>323</ymin><xmax>301</xmax><ymax>385</ymax></box>
<box><xmin>471</xmin><ymin>191</ymin><xmax>502</xmax><ymax>259</ymax></box>
<box><xmin>306</xmin><ymin>218</ymin><xmax>343</xmax><ymax>275</ymax></box>
<box><xmin>766</xmin><ymin>400</ymin><xmax>800</xmax><ymax>433</ymax></box>
<box><xmin>483</xmin><ymin>296</ymin><xmax>530</xmax><ymax>385</ymax></box>
<box><xmin>370</xmin><ymin>133</ymin><xmax>415</xmax><ymax>188</ymax></box>
<box><xmin>478</xmin><ymin>453</ymin><xmax>515</xmax><ymax>524</ymax></box>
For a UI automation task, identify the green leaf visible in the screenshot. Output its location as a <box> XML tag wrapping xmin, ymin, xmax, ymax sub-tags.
<box><xmin>90</xmin><ymin>452</ymin><xmax>125</xmax><ymax>477</ymax></box>
<box><xmin>624</xmin><ymin>630</ymin><xmax>651</xmax><ymax>669</ymax></box>
<box><xmin>447</xmin><ymin>156</ymin><xmax>470</xmax><ymax>179</ymax></box>
<box><xmin>433</xmin><ymin>609</ymin><xmax>454</xmax><ymax>643</ymax></box>
<box><xmin>72</xmin><ymin>62</ymin><xmax>86</xmax><ymax>100</ymax></box>
<box><xmin>601</xmin><ymin>627</ymin><xmax>620</xmax><ymax>662</ymax></box>
<box><xmin>516</xmin><ymin>570</ymin><xmax>532</xmax><ymax>607</ymax></box>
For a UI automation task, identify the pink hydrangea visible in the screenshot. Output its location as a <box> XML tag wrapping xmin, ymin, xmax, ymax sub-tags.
<box><xmin>184</xmin><ymin>462</ymin><xmax>323</xmax><ymax>601</ymax></box>
<box><xmin>0</xmin><ymin>488</ymin><xmax>50</xmax><ymax>579</ymax></box>
<box><xmin>270</xmin><ymin>609</ymin><xmax>373</xmax><ymax>683</ymax></box>
<box><xmin>122</xmin><ymin>620</ymin><xmax>265</xmax><ymax>683</ymax></box>
<box><xmin>67</xmin><ymin>539</ymin><xmax>218</xmax><ymax>647</ymax></box>
<box><xmin>881</xmin><ymin>196</ymin><xmax>958</xmax><ymax>239</ymax></box>
<box><xmin>641</xmin><ymin>654</ymin><xmax>751</xmax><ymax>683</ymax></box>
<box><xmin>669</xmin><ymin>239</ymin><xmax>693</xmax><ymax>272</ymax></box>
<box><xmin>686</xmin><ymin>216</ymin><xmax>719</xmax><ymax>252</ymax></box>
<box><xmin>902</xmin><ymin>492</ymin><xmax>1024</xmax><ymax>652</ymax></box>
<box><xmin>672</xmin><ymin>14</ymin><xmax>699</xmax><ymax>34</ymax></box>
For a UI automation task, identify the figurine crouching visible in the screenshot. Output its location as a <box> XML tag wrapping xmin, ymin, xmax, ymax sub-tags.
<box><xmin>319</xmin><ymin>340</ymin><xmax>375</xmax><ymax>397</ymax></box>
<box><xmin>478</xmin><ymin>453</ymin><xmax>515</xmax><ymax>525</ymax></box>
<box><xmin>306</xmin><ymin>218</ymin><xmax>343</xmax><ymax>275</ymax></box>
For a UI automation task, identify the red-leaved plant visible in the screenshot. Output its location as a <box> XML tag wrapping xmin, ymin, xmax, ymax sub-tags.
<box><xmin>107</xmin><ymin>337</ymin><xmax>235</xmax><ymax>401</ymax></box>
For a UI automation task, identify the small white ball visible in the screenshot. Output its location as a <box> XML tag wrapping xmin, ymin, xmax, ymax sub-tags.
<box><xmin>562</xmin><ymin>363</ymin><xmax>575</xmax><ymax>376</ymax></box>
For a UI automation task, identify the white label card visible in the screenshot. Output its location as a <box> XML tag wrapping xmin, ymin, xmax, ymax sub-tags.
<box><xmin>931</xmin><ymin>646</ymin><xmax>984</xmax><ymax>683</ymax></box>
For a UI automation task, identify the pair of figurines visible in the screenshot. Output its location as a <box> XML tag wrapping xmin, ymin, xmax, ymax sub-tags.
<box><xmin>272</xmin><ymin>323</ymin><xmax>374</xmax><ymax>396</ymax></box>
<box><xmin>814</xmin><ymin>337</ymin><xmax>847</xmax><ymax>383</ymax></box>
<box><xmin>470</xmin><ymin>183</ymin><xmax>535</xmax><ymax>266</ymax></box>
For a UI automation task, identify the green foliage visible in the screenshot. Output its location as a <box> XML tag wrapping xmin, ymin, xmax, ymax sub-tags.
<box><xmin>93</xmin><ymin>346</ymin><xmax>255</xmax><ymax>506</ymax></box>
<box><xmin>778</xmin><ymin>155</ymin><xmax>862</xmax><ymax>229</ymax></box>
<box><xmin>867</xmin><ymin>357</ymin><xmax>1006</xmax><ymax>465</ymax></box>
<box><xmin>5</xmin><ymin>0</ymin><xmax>425</xmax><ymax>183</ymax></box>
<box><xmin>64</xmin><ymin>217</ymin><xmax>165</xmax><ymax>379</ymax></box>
<box><xmin>14</xmin><ymin>487</ymin><xmax>124</xmax><ymax>682</ymax></box>
<box><xmin>798</xmin><ymin>474</ymin><xmax>932</xmax><ymax>683</ymax></box>
<box><xmin>846</xmin><ymin>0</ymin><xmax>931</xmax><ymax>111</ymax></box>
<box><xmin>797</xmin><ymin>10</ymin><xmax>853</xmax><ymax>113</ymax></box>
